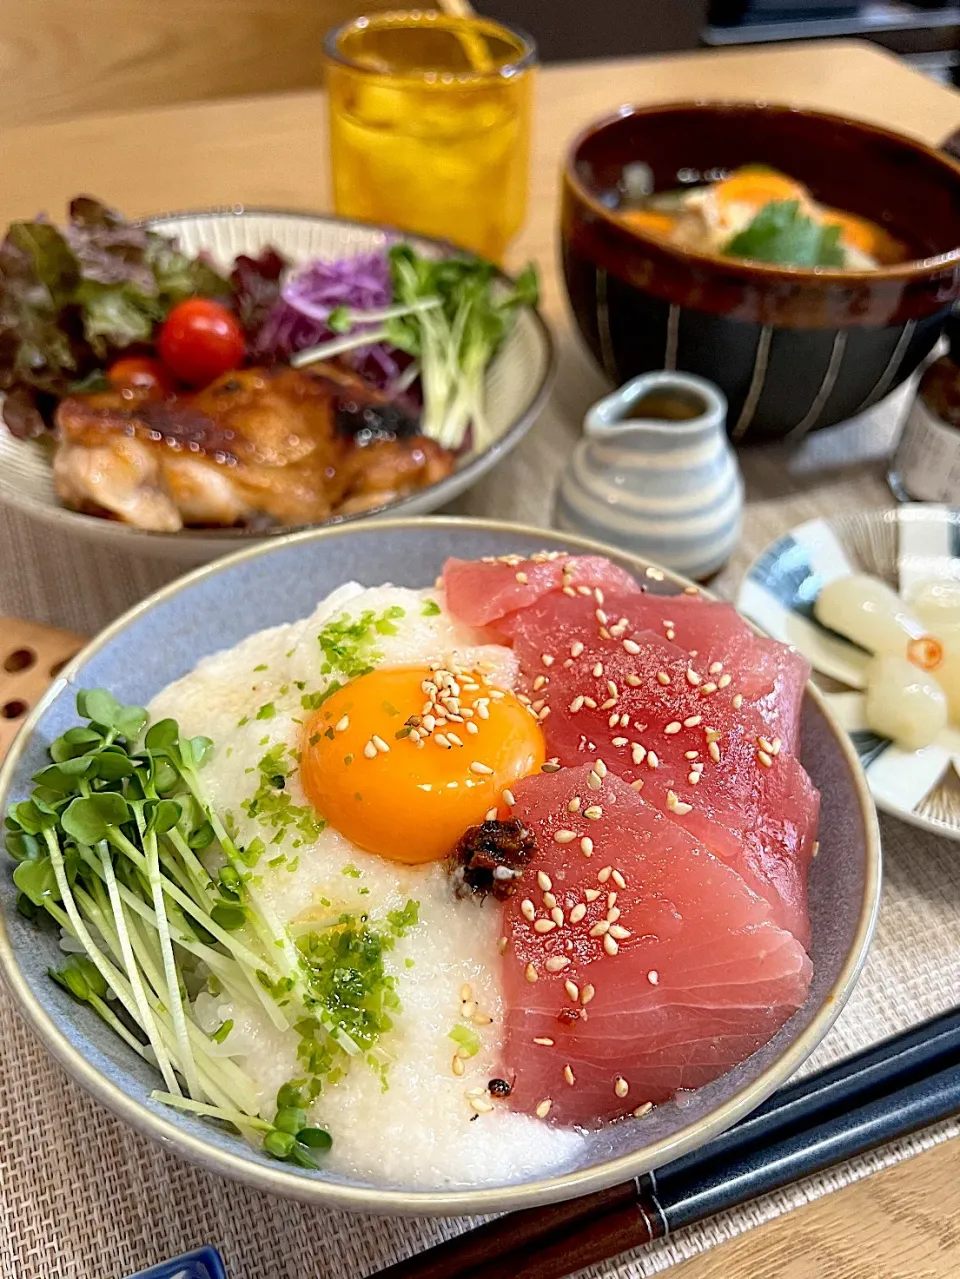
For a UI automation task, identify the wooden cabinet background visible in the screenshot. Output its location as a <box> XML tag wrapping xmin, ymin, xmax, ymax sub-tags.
<box><xmin>0</xmin><ymin>0</ymin><xmax>709</xmax><ymax>127</ymax></box>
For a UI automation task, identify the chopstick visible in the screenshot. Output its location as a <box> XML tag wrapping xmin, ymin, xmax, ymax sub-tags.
<box><xmin>368</xmin><ymin>1006</ymin><xmax>960</xmax><ymax>1279</ymax></box>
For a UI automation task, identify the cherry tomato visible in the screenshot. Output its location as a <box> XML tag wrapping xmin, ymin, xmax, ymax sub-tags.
<box><xmin>157</xmin><ymin>298</ymin><xmax>245</xmax><ymax>388</ymax></box>
<box><xmin>106</xmin><ymin>355</ymin><xmax>175</xmax><ymax>399</ymax></box>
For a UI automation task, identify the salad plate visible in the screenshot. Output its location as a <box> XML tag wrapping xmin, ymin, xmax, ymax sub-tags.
<box><xmin>739</xmin><ymin>504</ymin><xmax>960</xmax><ymax>839</ymax></box>
<box><xmin>0</xmin><ymin>207</ymin><xmax>553</xmax><ymax>565</ymax></box>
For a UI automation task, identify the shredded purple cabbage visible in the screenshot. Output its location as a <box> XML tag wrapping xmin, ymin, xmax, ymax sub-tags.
<box><xmin>252</xmin><ymin>250</ymin><xmax>403</xmax><ymax>388</ymax></box>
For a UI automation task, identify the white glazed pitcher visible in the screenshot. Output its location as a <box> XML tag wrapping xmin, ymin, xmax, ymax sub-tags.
<box><xmin>555</xmin><ymin>371</ymin><xmax>744</xmax><ymax>580</ymax></box>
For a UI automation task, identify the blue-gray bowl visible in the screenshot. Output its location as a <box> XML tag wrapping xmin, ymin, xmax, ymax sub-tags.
<box><xmin>0</xmin><ymin>517</ymin><xmax>880</xmax><ymax>1215</ymax></box>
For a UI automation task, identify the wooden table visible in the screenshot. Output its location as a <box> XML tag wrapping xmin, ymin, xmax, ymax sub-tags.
<box><xmin>2</xmin><ymin>37</ymin><xmax>960</xmax><ymax>1279</ymax></box>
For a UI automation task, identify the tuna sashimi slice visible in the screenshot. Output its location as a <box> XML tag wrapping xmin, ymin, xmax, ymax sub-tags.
<box><xmin>442</xmin><ymin>553</ymin><xmax>640</xmax><ymax>630</ymax></box>
<box><xmin>505</xmin><ymin>591</ymin><xmax>819</xmax><ymax>945</ymax></box>
<box><xmin>580</xmin><ymin>591</ymin><xmax>810</xmax><ymax>753</ymax></box>
<box><xmin>502</xmin><ymin>766</ymin><xmax>813</xmax><ymax>1126</ymax></box>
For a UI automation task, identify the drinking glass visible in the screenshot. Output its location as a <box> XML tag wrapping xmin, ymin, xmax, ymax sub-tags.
<box><xmin>324</xmin><ymin>12</ymin><xmax>536</xmax><ymax>263</ymax></box>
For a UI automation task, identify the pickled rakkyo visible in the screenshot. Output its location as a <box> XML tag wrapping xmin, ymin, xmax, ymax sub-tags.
<box><xmin>815</xmin><ymin>574</ymin><xmax>942</xmax><ymax>669</ymax></box>
<box><xmin>864</xmin><ymin>655</ymin><xmax>948</xmax><ymax>751</ymax></box>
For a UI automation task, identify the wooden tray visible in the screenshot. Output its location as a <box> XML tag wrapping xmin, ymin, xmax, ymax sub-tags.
<box><xmin>0</xmin><ymin>618</ymin><xmax>85</xmax><ymax>763</ymax></box>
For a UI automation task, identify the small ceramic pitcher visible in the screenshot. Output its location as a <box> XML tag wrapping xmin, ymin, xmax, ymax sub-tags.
<box><xmin>555</xmin><ymin>371</ymin><xmax>744</xmax><ymax>581</ymax></box>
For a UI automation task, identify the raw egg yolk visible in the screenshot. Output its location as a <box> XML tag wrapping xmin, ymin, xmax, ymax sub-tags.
<box><xmin>300</xmin><ymin>665</ymin><xmax>545</xmax><ymax>863</ymax></box>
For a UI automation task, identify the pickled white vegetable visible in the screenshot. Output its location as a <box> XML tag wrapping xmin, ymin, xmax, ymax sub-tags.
<box><xmin>909</xmin><ymin>579</ymin><xmax>960</xmax><ymax>653</ymax></box>
<box><xmin>815</xmin><ymin>575</ymin><xmax>930</xmax><ymax>659</ymax></box>
<box><xmin>864</xmin><ymin>654</ymin><xmax>947</xmax><ymax>751</ymax></box>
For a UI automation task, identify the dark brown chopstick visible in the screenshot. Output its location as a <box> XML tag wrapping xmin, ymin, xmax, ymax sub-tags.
<box><xmin>369</xmin><ymin>1006</ymin><xmax>960</xmax><ymax>1279</ymax></box>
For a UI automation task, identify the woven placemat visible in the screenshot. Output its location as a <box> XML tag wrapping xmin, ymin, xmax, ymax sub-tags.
<box><xmin>2</xmin><ymin>378</ymin><xmax>953</xmax><ymax>1279</ymax></box>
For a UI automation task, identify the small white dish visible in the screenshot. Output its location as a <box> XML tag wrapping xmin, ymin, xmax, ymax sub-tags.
<box><xmin>739</xmin><ymin>504</ymin><xmax>960</xmax><ymax>839</ymax></box>
<box><xmin>0</xmin><ymin>208</ymin><xmax>554</xmax><ymax>566</ymax></box>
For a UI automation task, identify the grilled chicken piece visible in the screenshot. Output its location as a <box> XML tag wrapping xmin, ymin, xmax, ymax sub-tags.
<box><xmin>53</xmin><ymin>365</ymin><xmax>454</xmax><ymax>532</ymax></box>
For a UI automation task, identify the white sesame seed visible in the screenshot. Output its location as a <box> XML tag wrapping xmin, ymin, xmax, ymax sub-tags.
<box><xmin>569</xmin><ymin>903</ymin><xmax>587</xmax><ymax>924</ymax></box>
<box><xmin>448</xmin><ymin>731</ymin><xmax>465</xmax><ymax>747</ymax></box>
<box><xmin>585</xmin><ymin>888</ymin><xmax>601</xmax><ymax>902</ymax></box>
<box><xmin>701</xmin><ymin>682</ymin><xmax>717</xmax><ymax>695</ymax></box>
<box><xmin>470</xmin><ymin>761</ymin><xmax>494</xmax><ymax>775</ymax></box>
<box><xmin>592</xmin><ymin>662</ymin><xmax>604</xmax><ymax>678</ymax></box>
<box><xmin>758</xmin><ymin>750</ymin><xmax>773</xmax><ymax>768</ymax></box>
<box><xmin>598</xmin><ymin>866</ymin><xmax>612</xmax><ymax>883</ymax></box>
<box><xmin>465</xmin><ymin>721</ymin><xmax>479</xmax><ymax>736</ymax></box>
<box><xmin>686</xmin><ymin>668</ymin><xmax>701</xmax><ymax>686</ymax></box>
<box><xmin>708</xmin><ymin>741</ymin><xmax>721</xmax><ymax>763</ymax></box>
<box><xmin>554</xmin><ymin>829</ymin><xmax>576</xmax><ymax>844</ymax></box>
<box><xmin>583</xmin><ymin>696</ymin><xmax>598</xmax><ymax>709</ymax></box>
<box><xmin>580</xmin><ymin>836</ymin><xmax>594</xmax><ymax>857</ymax></box>
<box><xmin>612</xmin><ymin>736</ymin><xmax>628</xmax><ymax>747</ymax></box>
<box><xmin>606</xmin><ymin>680</ymin><xmax>618</xmax><ymax>699</ymax></box>
<box><xmin>533</xmin><ymin>919</ymin><xmax>557</xmax><ymax>934</ymax></box>
<box><xmin>684</xmin><ymin>750</ymin><xmax>699</xmax><ymax>760</ymax></box>
<box><xmin>564</xmin><ymin>979</ymin><xmax>580</xmax><ymax>1001</ymax></box>
<box><xmin>615</xmin><ymin>1076</ymin><xmax>629</xmax><ymax>1098</ymax></box>
<box><xmin>733</xmin><ymin>693</ymin><xmax>743</xmax><ymax>709</ymax></box>
<box><xmin>563</xmin><ymin>585</ymin><xmax>577</xmax><ymax>598</ymax></box>
<box><xmin>666</xmin><ymin>629</ymin><xmax>676</xmax><ymax>641</ymax></box>
<box><xmin>587</xmin><ymin>770</ymin><xmax>603</xmax><ymax>791</ymax></box>
<box><xmin>609</xmin><ymin>924</ymin><xmax>631</xmax><ymax>940</ymax></box>
<box><xmin>595</xmin><ymin>608</ymin><xmax>608</xmax><ymax>626</ymax></box>
<box><xmin>515</xmin><ymin>571</ymin><xmax>529</xmax><ymax>584</ymax></box>
<box><xmin>476</xmin><ymin>702</ymin><xmax>489</xmax><ymax>720</ymax></box>
<box><xmin>549</xmin><ymin>906</ymin><xmax>564</xmax><ymax>927</ymax></box>
<box><xmin>758</xmin><ymin>736</ymin><xmax>774</xmax><ymax>753</ymax></box>
<box><xmin>581</xmin><ymin>983</ymin><xmax>596</xmax><ymax>1005</ymax></box>
<box><xmin>541</xmin><ymin>654</ymin><xmax>554</xmax><ymax>668</ymax></box>
<box><xmin>631</xmin><ymin>778</ymin><xmax>645</xmax><ymax>791</ymax></box>
<box><xmin>584</xmin><ymin>805</ymin><xmax>603</xmax><ymax>821</ymax></box>
<box><xmin>570</xmin><ymin>640</ymin><xmax>584</xmax><ymax>658</ymax></box>
<box><xmin>709</xmin><ymin>662</ymin><xmax>723</xmax><ymax>675</ymax></box>
<box><xmin>489</xmin><ymin>689</ymin><xmax>505</xmax><ymax>700</ymax></box>
<box><xmin>634</xmin><ymin>1102</ymin><xmax>654</xmax><ymax>1118</ymax></box>
<box><xmin>525</xmin><ymin>963</ymin><xmax>538</xmax><ymax>983</ymax></box>
<box><xmin>497</xmin><ymin>935</ymin><xmax>509</xmax><ymax>954</ymax></box>
<box><xmin>606</xmin><ymin>906</ymin><xmax>621</xmax><ymax>923</ymax></box>
<box><xmin>577</xmin><ymin>584</ymin><xmax>592</xmax><ymax>596</ymax></box>
<box><xmin>568</xmin><ymin>796</ymin><xmax>582</xmax><ymax>813</ymax></box>
<box><xmin>545</xmin><ymin>955</ymin><xmax>570</xmax><ymax>973</ymax></box>
<box><xmin>589</xmin><ymin>920</ymin><xmax>610</xmax><ymax>937</ymax></box>
<box><xmin>460</xmin><ymin>983</ymin><xmax>473</xmax><ymax>1001</ymax></box>
<box><xmin>606</xmin><ymin>890</ymin><xmax>617</xmax><ymax>908</ymax></box>
<box><xmin>612</xmin><ymin>870</ymin><xmax>626</xmax><ymax>889</ymax></box>
<box><xmin>537</xmin><ymin>870</ymin><xmax>553</xmax><ymax>892</ymax></box>
<box><xmin>563</xmin><ymin>1065</ymin><xmax>576</xmax><ymax>1086</ymax></box>
<box><xmin>626</xmin><ymin>673</ymin><xmax>642</xmax><ymax>687</ymax></box>
<box><xmin>363</xmin><ymin>741</ymin><xmax>377</xmax><ymax>759</ymax></box>
<box><xmin>665</xmin><ymin>721</ymin><xmax>682</xmax><ymax>735</ymax></box>
<box><xmin>684</xmin><ymin>715</ymin><xmax>702</xmax><ymax>728</ymax></box>
<box><xmin>569</xmin><ymin>695</ymin><xmax>585</xmax><ymax>713</ymax></box>
<box><xmin>631</xmin><ymin>744</ymin><xmax>647</xmax><ymax>766</ymax></box>
<box><xmin>335</xmin><ymin>715</ymin><xmax>350</xmax><ymax>732</ymax></box>
<box><xmin>435</xmin><ymin>733</ymin><xmax>451</xmax><ymax>749</ymax></box>
<box><xmin>648</xmin><ymin>969</ymin><xmax>659</xmax><ymax>984</ymax></box>
<box><xmin>533</xmin><ymin>675</ymin><xmax>547</xmax><ymax>692</ymax></box>
<box><xmin>594</xmin><ymin>759</ymin><xmax>608</xmax><ymax>778</ymax></box>
<box><xmin>717</xmin><ymin>673</ymin><xmax>732</xmax><ymax>689</ymax></box>
<box><xmin>470</xmin><ymin>1097</ymin><xmax>495</xmax><ymax>1115</ymax></box>
<box><xmin>452</xmin><ymin>1054</ymin><xmax>465</xmax><ymax>1076</ymax></box>
<box><xmin>461</xmin><ymin>999</ymin><xmax>478</xmax><ymax>1020</ymax></box>
<box><xmin>688</xmin><ymin>772</ymin><xmax>700</xmax><ymax>785</ymax></box>
<box><xmin>647</xmin><ymin>751</ymin><xmax>659</xmax><ymax>769</ymax></box>
<box><xmin>535</xmin><ymin>1098</ymin><xmax>553</xmax><ymax>1118</ymax></box>
<box><xmin>623</xmin><ymin>639</ymin><xmax>641</xmax><ymax>655</ymax></box>
<box><xmin>656</xmin><ymin>671</ymin><xmax>671</xmax><ymax>686</ymax></box>
<box><xmin>543</xmin><ymin>892</ymin><xmax>557</xmax><ymax>910</ymax></box>
<box><xmin>521</xmin><ymin>898</ymin><xmax>536</xmax><ymax>921</ymax></box>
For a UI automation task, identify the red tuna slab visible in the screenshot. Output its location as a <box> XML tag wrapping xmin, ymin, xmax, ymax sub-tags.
<box><xmin>504</xmin><ymin>591</ymin><xmax>819</xmax><ymax>945</ymax></box>
<box><xmin>594</xmin><ymin>591</ymin><xmax>810</xmax><ymax>753</ymax></box>
<box><xmin>442</xmin><ymin>553</ymin><xmax>640</xmax><ymax>630</ymax></box>
<box><xmin>501</xmin><ymin>765</ymin><xmax>813</xmax><ymax>1125</ymax></box>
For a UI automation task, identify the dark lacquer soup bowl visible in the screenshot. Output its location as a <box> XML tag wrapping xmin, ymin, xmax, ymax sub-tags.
<box><xmin>561</xmin><ymin>103</ymin><xmax>960</xmax><ymax>443</ymax></box>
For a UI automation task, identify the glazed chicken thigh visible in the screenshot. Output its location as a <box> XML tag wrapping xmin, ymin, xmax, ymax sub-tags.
<box><xmin>53</xmin><ymin>365</ymin><xmax>454</xmax><ymax>532</ymax></box>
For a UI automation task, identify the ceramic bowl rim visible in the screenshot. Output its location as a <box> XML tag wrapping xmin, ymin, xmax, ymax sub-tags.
<box><xmin>564</xmin><ymin>100</ymin><xmax>960</xmax><ymax>285</ymax></box>
<box><xmin>0</xmin><ymin>515</ymin><xmax>882</xmax><ymax>1216</ymax></box>
<box><xmin>0</xmin><ymin>208</ymin><xmax>555</xmax><ymax>548</ymax></box>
